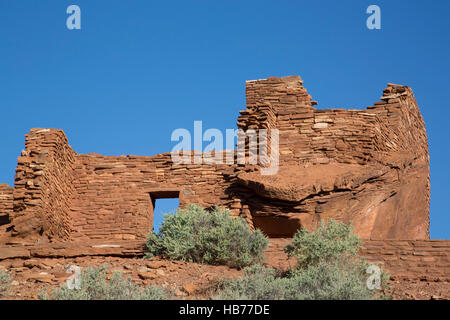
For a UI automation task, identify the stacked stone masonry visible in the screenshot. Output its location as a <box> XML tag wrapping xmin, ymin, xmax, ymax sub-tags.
<box><xmin>0</xmin><ymin>184</ymin><xmax>13</xmax><ymax>229</ymax></box>
<box><xmin>266</xmin><ymin>239</ymin><xmax>450</xmax><ymax>282</ymax></box>
<box><xmin>9</xmin><ymin>129</ymin><xmax>77</xmax><ymax>241</ymax></box>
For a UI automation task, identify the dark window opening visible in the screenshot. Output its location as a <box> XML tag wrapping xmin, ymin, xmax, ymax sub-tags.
<box><xmin>0</xmin><ymin>214</ymin><xmax>10</xmax><ymax>227</ymax></box>
<box><xmin>252</xmin><ymin>215</ymin><xmax>302</xmax><ymax>238</ymax></box>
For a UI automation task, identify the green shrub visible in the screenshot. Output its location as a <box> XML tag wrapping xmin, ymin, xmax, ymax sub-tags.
<box><xmin>39</xmin><ymin>265</ymin><xmax>171</xmax><ymax>300</ymax></box>
<box><xmin>286</xmin><ymin>259</ymin><xmax>385</xmax><ymax>300</ymax></box>
<box><xmin>0</xmin><ymin>270</ymin><xmax>11</xmax><ymax>298</ymax></box>
<box><xmin>216</xmin><ymin>261</ymin><xmax>385</xmax><ymax>300</ymax></box>
<box><xmin>216</xmin><ymin>220</ymin><xmax>389</xmax><ymax>300</ymax></box>
<box><xmin>215</xmin><ymin>265</ymin><xmax>287</xmax><ymax>300</ymax></box>
<box><xmin>284</xmin><ymin>219</ymin><xmax>361</xmax><ymax>268</ymax></box>
<box><xmin>146</xmin><ymin>204</ymin><xmax>268</xmax><ymax>268</ymax></box>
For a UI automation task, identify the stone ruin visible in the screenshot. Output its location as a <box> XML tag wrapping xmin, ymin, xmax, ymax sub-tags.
<box><xmin>3</xmin><ymin>76</ymin><xmax>450</xmax><ymax>285</ymax></box>
<box><xmin>0</xmin><ymin>75</ymin><xmax>431</xmax><ymax>244</ymax></box>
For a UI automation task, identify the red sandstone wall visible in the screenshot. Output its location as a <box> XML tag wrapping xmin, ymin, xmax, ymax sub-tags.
<box><xmin>361</xmin><ymin>240</ymin><xmax>450</xmax><ymax>281</ymax></box>
<box><xmin>370</xmin><ymin>85</ymin><xmax>429</xmax><ymax>160</ymax></box>
<box><xmin>69</xmin><ymin>152</ymin><xmax>257</xmax><ymax>241</ymax></box>
<box><xmin>245</xmin><ymin>76</ymin><xmax>315</xmax><ymax>110</ymax></box>
<box><xmin>10</xmin><ymin>129</ymin><xmax>77</xmax><ymax>241</ymax></box>
<box><xmin>369</xmin><ymin>86</ymin><xmax>430</xmax><ymax>237</ymax></box>
<box><xmin>4</xmin><ymin>130</ymin><xmax>260</xmax><ymax>242</ymax></box>
<box><xmin>265</xmin><ymin>239</ymin><xmax>450</xmax><ymax>281</ymax></box>
<box><xmin>0</xmin><ymin>184</ymin><xmax>13</xmax><ymax>232</ymax></box>
<box><xmin>241</xmin><ymin>77</ymin><xmax>428</xmax><ymax>167</ymax></box>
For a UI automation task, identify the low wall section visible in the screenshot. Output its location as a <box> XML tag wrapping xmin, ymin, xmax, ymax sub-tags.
<box><xmin>266</xmin><ymin>239</ymin><xmax>450</xmax><ymax>281</ymax></box>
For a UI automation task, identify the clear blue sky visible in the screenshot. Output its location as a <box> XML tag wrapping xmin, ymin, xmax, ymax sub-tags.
<box><xmin>0</xmin><ymin>1</ymin><xmax>449</xmax><ymax>238</ymax></box>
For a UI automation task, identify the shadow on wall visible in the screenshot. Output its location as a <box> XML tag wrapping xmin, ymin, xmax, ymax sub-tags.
<box><xmin>253</xmin><ymin>215</ymin><xmax>302</xmax><ymax>238</ymax></box>
<box><xmin>0</xmin><ymin>214</ymin><xmax>10</xmax><ymax>226</ymax></box>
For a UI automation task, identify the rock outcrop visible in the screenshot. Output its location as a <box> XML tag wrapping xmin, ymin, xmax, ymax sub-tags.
<box><xmin>236</xmin><ymin>77</ymin><xmax>429</xmax><ymax>239</ymax></box>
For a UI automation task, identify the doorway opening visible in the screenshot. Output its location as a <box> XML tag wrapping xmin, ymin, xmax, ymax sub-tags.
<box><xmin>252</xmin><ymin>215</ymin><xmax>302</xmax><ymax>238</ymax></box>
<box><xmin>150</xmin><ymin>191</ymin><xmax>180</xmax><ymax>234</ymax></box>
<box><xmin>0</xmin><ymin>214</ymin><xmax>9</xmax><ymax>227</ymax></box>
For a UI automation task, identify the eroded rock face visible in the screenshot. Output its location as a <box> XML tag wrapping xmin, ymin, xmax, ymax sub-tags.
<box><xmin>238</xmin><ymin>164</ymin><xmax>390</xmax><ymax>203</ymax></box>
<box><xmin>237</xmin><ymin>159</ymin><xmax>429</xmax><ymax>239</ymax></box>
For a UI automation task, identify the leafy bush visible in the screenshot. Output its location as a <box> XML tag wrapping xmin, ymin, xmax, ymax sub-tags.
<box><xmin>216</xmin><ymin>262</ymin><xmax>382</xmax><ymax>300</ymax></box>
<box><xmin>39</xmin><ymin>265</ymin><xmax>171</xmax><ymax>300</ymax></box>
<box><xmin>0</xmin><ymin>270</ymin><xmax>11</xmax><ymax>298</ymax></box>
<box><xmin>284</xmin><ymin>219</ymin><xmax>361</xmax><ymax>268</ymax></box>
<box><xmin>216</xmin><ymin>220</ymin><xmax>389</xmax><ymax>300</ymax></box>
<box><xmin>146</xmin><ymin>204</ymin><xmax>268</xmax><ymax>268</ymax></box>
<box><xmin>215</xmin><ymin>265</ymin><xmax>287</xmax><ymax>300</ymax></box>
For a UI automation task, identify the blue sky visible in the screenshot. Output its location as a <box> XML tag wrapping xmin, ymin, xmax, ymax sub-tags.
<box><xmin>0</xmin><ymin>1</ymin><xmax>449</xmax><ymax>238</ymax></box>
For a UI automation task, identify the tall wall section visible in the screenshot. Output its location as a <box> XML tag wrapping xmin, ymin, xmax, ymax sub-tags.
<box><xmin>0</xmin><ymin>184</ymin><xmax>13</xmax><ymax>240</ymax></box>
<box><xmin>9</xmin><ymin>129</ymin><xmax>77</xmax><ymax>241</ymax></box>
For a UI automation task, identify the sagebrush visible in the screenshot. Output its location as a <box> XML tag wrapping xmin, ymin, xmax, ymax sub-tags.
<box><xmin>39</xmin><ymin>265</ymin><xmax>171</xmax><ymax>300</ymax></box>
<box><xmin>215</xmin><ymin>219</ymin><xmax>389</xmax><ymax>300</ymax></box>
<box><xmin>0</xmin><ymin>270</ymin><xmax>11</xmax><ymax>298</ymax></box>
<box><xmin>146</xmin><ymin>204</ymin><xmax>268</xmax><ymax>268</ymax></box>
<box><xmin>284</xmin><ymin>219</ymin><xmax>361</xmax><ymax>268</ymax></box>
<box><xmin>216</xmin><ymin>262</ymin><xmax>382</xmax><ymax>300</ymax></box>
